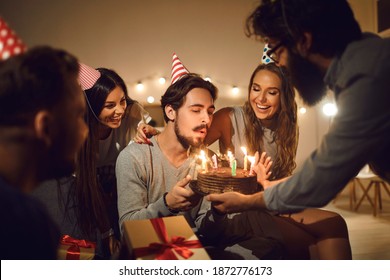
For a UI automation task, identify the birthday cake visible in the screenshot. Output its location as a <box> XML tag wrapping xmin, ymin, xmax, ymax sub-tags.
<box><xmin>192</xmin><ymin>167</ymin><xmax>259</xmax><ymax>195</ymax></box>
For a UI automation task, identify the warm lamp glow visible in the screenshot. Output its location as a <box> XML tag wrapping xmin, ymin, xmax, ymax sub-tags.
<box><xmin>147</xmin><ymin>96</ymin><xmax>155</xmax><ymax>104</ymax></box>
<box><xmin>136</xmin><ymin>82</ymin><xmax>144</xmax><ymax>91</ymax></box>
<box><xmin>158</xmin><ymin>77</ymin><xmax>166</xmax><ymax>84</ymax></box>
<box><xmin>299</xmin><ymin>107</ymin><xmax>307</xmax><ymax>114</ymax></box>
<box><xmin>322</xmin><ymin>102</ymin><xmax>337</xmax><ymax>116</ymax></box>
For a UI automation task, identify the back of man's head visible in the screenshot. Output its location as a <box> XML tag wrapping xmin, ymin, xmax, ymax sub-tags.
<box><xmin>246</xmin><ymin>0</ymin><xmax>362</xmax><ymax>57</ymax></box>
<box><xmin>0</xmin><ymin>46</ymin><xmax>79</xmax><ymax>127</ymax></box>
<box><xmin>160</xmin><ymin>73</ymin><xmax>218</xmax><ymax>123</ymax></box>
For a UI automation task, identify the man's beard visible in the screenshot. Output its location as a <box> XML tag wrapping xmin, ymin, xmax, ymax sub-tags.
<box><xmin>174</xmin><ymin>120</ymin><xmax>206</xmax><ymax>150</ymax></box>
<box><xmin>288</xmin><ymin>50</ymin><xmax>327</xmax><ymax>106</ymax></box>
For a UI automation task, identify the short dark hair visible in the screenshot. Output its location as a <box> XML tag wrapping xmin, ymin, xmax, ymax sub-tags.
<box><xmin>160</xmin><ymin>73</ymin><xmax>218</xmax><ymax>123</ymax></box>
<box><xmin>0</xmin><ymin>46</ymin><xmax>79</xmax><ymax>125</ymax></box>
<box><xmin>246</xmin><ymin>0</ymin><xmax>362</xmax><ymax>57</ymax></box>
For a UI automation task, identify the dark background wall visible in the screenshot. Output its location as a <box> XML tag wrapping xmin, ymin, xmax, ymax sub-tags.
<box><xmin>378</xmin><ymin>0</ymin><xmax>390</xmax><ymax>32</ymax></box>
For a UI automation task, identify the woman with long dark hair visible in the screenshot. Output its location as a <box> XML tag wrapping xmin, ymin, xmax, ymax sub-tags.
<box><xmin>34</xmin><ymin>66</ymin><xmax>156</xmax><ymax>259</ymax></box>
<box><xmin>74</xmin><ymin>67</ymin><xmax>156</xmax><ymax>257</ymax></box>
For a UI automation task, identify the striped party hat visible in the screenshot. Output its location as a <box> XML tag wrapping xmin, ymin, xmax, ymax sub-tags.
<box><xmin>78</xmin><ymin>62</ymin><xmax>101</xmax><ymax>90</ymax></box>
<box><xmin>0</xmin><ymin>17</ymin><xmax>27</xmax><ymax>61</ymax></box>
<box><xmin>171</xmin><ymin>52</ymin><xmax>189</xmax><ymax>84</ymax></box>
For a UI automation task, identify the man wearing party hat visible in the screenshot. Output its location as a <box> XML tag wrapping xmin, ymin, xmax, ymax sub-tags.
<box><xmin>116</xmin><ymin>53</ymin><xmax>216</xmax><ymax>256</ymax></box>
<box><xmin>116</xmin><ymin>53</ymin><xmax>283</xmax><ymax>259</ymax></box>
<box><xmin>207</xmin><ymin>2</ymin><xmax>390</xmax><ymax>259</ymax></box>
<box><xmin>0</xmin><ymin>17</ymin><xmax>88</xmax><ymax>259</ymax></box>
<box><xmin>117</xmin><ymin>53</ymin><xmax>215</xmax><ymax>223</ymax></box>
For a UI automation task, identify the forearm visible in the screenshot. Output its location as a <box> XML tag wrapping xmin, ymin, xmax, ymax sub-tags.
<box><xmin>247</xmin><ymin>191</ymin><xmax>268</xmax><ymax>211</ymax></box>
<box><xmin>118</xmin><ymin>196</ymin><xmax>172</xmax><ymax>222</ymax></box>
<box><xmin>263</xmin><ymin>147</ymin><xmax>361</xmax><ymax>213</ymax></box>
<box><xmin>262</xmin><ymin>176</ymin><xmax>289</xmax><ymax>189</ymax></box>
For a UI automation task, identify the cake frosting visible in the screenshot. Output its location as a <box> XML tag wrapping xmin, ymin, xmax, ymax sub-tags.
<box><xmin>193</xmin><ymin>167</ymin><xmax>258</xmax><ymax>195</ymax></box>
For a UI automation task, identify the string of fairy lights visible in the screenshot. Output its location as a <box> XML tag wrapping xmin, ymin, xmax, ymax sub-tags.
<box><xmin>126</xmin><ymin>74</ymin><xmax>244</xmax><ymax>105</ymax></box>
<box><xmin>126</xmin><ymin>74</ymin><xmax>338</xmax><ymax>117</ymax></box>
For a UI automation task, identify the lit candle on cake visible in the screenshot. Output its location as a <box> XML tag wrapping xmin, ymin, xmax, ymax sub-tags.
<box><xmin>231</xmin><ymin>159</ymin><xmax>237</xmax><ymax>176</ymax></box>
<box><xmin>248</xmin><ymin>156</ymin><xmax>255</xmax><ymax>176</ymax></box>
<box><xmin>241</xmin><ymin>146</ymin><xmax>248</xmax><ymax>171</ymax></box>
<box><xmin>212</xmin><ymin>154</ymin><xmax>218</xmax><ymax>169</ymax></box>
<box><xmin>200</xmin><ymin>150</ymin><xmax>208</xmax><ymax>172</ymax></box>
<box><xmin>227</xmin><ymin>150</ymin><xmax>234</xmax><ymax>167</ymax></box>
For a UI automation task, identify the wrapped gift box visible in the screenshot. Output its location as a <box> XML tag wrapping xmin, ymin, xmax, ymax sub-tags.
<box><xmin>123</xmin><ymin>216</ymin><xmax>210</xmax><ymax>260</ymax></box>
<box><xmin>57</xmin><ymin>235</ymin><xmax>96</xmax><ymax>260</ymax></box>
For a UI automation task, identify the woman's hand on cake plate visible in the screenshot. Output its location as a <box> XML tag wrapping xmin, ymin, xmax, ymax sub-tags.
<box><xmin>165</xmin><ymin>175</ymin><xmax>202</xmax><ymax>212</ymax></box>
<box><xmin>206</xmin><ymin>191</ymin><xmax>266</xmax><ymax>214</ymax></box>
<box><xmin>133</xmin><ymin>123</ymin><xmax>160</xmax><ymax>145</ymax></box>
<box><xmin>253</xmin><ymin>151</ymin><xmax>272</xmax><ymax>189</ymax></box>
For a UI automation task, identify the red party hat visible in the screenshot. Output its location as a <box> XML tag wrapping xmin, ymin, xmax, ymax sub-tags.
<box><xmin>78</xmin><ymin>62</ymin><xmax>101</xmax><ymax>90</ymax></box>
<box><xmin>171</xmin><ymin>52</ymin><xmax>189</xmax><ymax>84</ymax></box>
<box><xmin>0</xmin><ymin>17</ymin><xmax>27</xmax><ymax>61</ymax></box>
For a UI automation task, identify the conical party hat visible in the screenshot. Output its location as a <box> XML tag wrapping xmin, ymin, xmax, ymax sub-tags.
<box><xmin>261</xmin><ymin>43</ymin><xmax>273</xmax><ymax>64</ymax></box>
<box><xmin>171</xmin><ymin>52</ymin><xmax>189</xmax><ymax>84</ymax></box>
<box><xmin>78</xmin><ymin>62</ymin><xmax>101</xmax><ymax>90</ymax></box>
<box><xmin>0</xmin><ymin>17</ymin><xmax>27</xmax><ymax>61</ymax></box>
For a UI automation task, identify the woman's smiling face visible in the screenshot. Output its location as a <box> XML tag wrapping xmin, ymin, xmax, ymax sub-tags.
<box><xmin>249</xmin><ymin>69</ymin><xmax>281</xmax><ymax>126</ymax></box>
<box><xmin>98</xmin><ymin>86</ymin><xmax>127</xmax><ymax>129</ymax></box>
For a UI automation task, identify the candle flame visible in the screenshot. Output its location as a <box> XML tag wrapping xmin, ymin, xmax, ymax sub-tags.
<box><xmin>199</xmin><ymin>150</ymin><xmax>208</xmax><ymax>171</ymax></box>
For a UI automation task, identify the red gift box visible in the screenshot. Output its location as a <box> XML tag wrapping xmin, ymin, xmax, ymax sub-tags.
<box><xmin>123</xmin><ymin>216</ymin><xmax>210</xmax><ymax>260</ymax></box>
<box><xmin>57</xmin><ymin>235</ymin><xmax>96</xmax><ymax>260</ymax></box>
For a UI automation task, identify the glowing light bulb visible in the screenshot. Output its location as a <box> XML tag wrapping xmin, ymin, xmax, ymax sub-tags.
<box><xmin>299</xmin><ymin>107</ymin><xmax>307</xmax><ymax>114</ymax></box>
<box><xmin>159</xmin><ymin>77</ymin><xmax>166</xmax><ymax>84</ymax></box>
<box><xmin>232</xmin><ymin>86</ymin><xmax>239</xmax><ymax>95</ymax></box>
<box><xmin>322</xmin><ymin>102</ymin><xmax>337</xmax><ymax>116</ymax></box>
<box><xmin>136</xmin><ymin>82</ymin><xmax>144</xmax><ymax>91</ymax></box>
<box><xmin>147</xmin><ymin>96</ymin><xmax>155</xmax><ymax>104</ymax></box>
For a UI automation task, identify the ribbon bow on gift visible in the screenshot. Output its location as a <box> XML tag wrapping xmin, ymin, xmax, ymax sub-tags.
<box><xmin>60</xmin><ymin>235</ymin><xmax>96</xmax><ymax>260</ymax></box>
<box><xmin>133</xmin><ymin>218</ymin><xmax>203</xmax><ymax>260</ymax></box>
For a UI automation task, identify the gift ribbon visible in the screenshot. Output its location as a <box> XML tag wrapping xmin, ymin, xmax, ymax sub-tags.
<box><xmin>60</xmin><ymin>235</ymin><xmax>96</xmax><ymax>260</ymax></box>
<box><xmin>133</xmin><ymin>218</ymin><xmax>203</xmax><ymax>260</ymax></box>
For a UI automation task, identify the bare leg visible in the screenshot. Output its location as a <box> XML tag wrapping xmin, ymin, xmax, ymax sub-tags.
<box><xmin>278</xmin><ymin>208</ymin><xmax>352</xmax><ymax>259</ymax></box>
<box><xmin>272</xmin><ymin>215</ymin><xmax>316</xmax><ymax>259</ymax></box>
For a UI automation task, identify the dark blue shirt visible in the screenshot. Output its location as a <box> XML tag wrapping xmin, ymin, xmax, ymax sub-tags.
<box><xmin>0</xmin><ymin>177</ymin><xmax>60</xmax><ymax>260</ymax></box>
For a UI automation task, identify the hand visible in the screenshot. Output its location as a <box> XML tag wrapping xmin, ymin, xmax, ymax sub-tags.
<box><xmin>253</xmin><ymin>151</ymin><xmax>272</xmax><ymax>188</ymax></box>
<box><xmin>165</xmin><ymin>175</ymin><xmax>202</xmax><ymax>212</ymax></box>
<box><xmin>101</xmin><ymin>233</ymin><xmax>121</xmax><ymax>258</ymax></box>
<box><xmin>206</xmin><ymin>192</ymin><xmax>254</xmax><ymax>214</ymax></box>
<box><xmin>133</xmin><ymin>123</ymin><xmax>160</xmax><ymax>144</ymax></box>
<box><xmin>108</xmin><ymin>236</ymin><xmax>121</xmax><ymax>256</ymax></box>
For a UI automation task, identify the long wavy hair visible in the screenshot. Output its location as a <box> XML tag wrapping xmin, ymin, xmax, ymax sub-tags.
<box><xmin>73</xmin><ymin>68</ymin><xmax>134</xmax><ymax>237</ymax></box>
<box><xmin>243</xmin><ymin>63</ymin><xmax>298</xmax><ymax>179</ymax></box>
